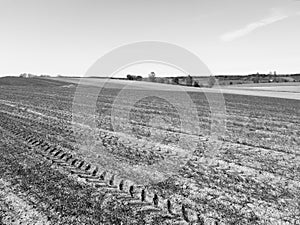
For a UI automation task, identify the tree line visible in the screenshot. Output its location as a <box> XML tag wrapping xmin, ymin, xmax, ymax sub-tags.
<box><xmin>126</xmin><ymin>72</ymin><xmax>216</xmax><ymax>88</ymax></box>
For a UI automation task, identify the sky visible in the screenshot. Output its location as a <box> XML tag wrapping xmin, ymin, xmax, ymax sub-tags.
<box><xmin>0</xmin><ymin>0</ymin><xmax>300</xmax><ymax>77</ymax></box>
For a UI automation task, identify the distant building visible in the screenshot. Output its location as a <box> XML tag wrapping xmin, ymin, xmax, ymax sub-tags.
<box><xmin>19</xmin><ymin>73</ymin><xmax>37</xmax><ymax>78</ymax></box>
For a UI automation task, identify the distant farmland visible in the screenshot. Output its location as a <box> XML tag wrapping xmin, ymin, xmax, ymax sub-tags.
<box><xmin>51</xmin><ymin>77</ymin><xmax>300</xmax><ymax>100</ymax></box>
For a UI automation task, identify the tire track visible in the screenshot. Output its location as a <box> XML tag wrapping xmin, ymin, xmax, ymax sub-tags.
<box><xmin>0</xmin><ymin>122</ymin><xmax>201</xmax><ymax>224</ymax></box>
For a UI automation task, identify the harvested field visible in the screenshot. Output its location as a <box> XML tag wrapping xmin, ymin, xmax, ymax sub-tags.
<box><xmin>223</xmin><ymin>82</ymin><xmax>300</xmax><ymax>93</ymax></box>
<box><xmin>0</xmin><ymin>78</ymin><xmax>299</xmax><ymax>224</ymax></box>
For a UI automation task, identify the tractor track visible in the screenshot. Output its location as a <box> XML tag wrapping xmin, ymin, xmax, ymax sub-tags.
<box><xmin>0</xmin><ymin>116</ymin><xmax>201</xmax><ymax>224</ymax></box>
<box><xmin>1</xmin><ymin>88</ymin><xmax>299</xmax><ymax>224</ymax></box>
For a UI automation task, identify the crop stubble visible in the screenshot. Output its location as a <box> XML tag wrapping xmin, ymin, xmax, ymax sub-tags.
<box><xmin>0</xmin><ymin>84</ymin><xmax>299</xmax><ymax>224</ymax></box>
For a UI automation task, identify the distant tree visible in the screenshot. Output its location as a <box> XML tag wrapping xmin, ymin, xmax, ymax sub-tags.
<box><xmin>186</xmin><ymin>75</ymin><xmax>193</xmax><ymax>86</ymax></box>
<box><xmin>127</xmin><ymin>74</ymin><xmax>143</xmax><ymax>81</ymax></box>
<box><xmin>208</xmin><ymin>76</ymin><xmax>216</xmax><ymax>87</ymax></box>
<box><xmin>156</xmin><ymin>77</ymin><xmax>165</xmax><ymax>83</ymax></box>
<box><xmin>253</xmin><ymin>75</ymin><xmax>259</xmax><ymax>83</ymax></box>
<box><xmin>148</xmin><ymin>72</ymin><xmax>156</xmax><ymax>82</ymax></box>
<box><xmin>127</xmin><ymin>74</ymin><xmax>134</xmax><ymax>80</ymax></box>
<box><xmin>172</xmin><ymin>77</ymin><xmax>179</xmax><ymax>84</ymax></box>
<box><xmin>193</xmin><ymin>81</ymin><xmax>200</xmax><ymax>87</ymax></box>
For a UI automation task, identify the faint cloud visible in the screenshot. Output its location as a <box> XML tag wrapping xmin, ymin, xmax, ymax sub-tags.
<box><xmin>220</xmin><ymin>8</ymin><xmax>290</xmax><ymax>42</ymax></box>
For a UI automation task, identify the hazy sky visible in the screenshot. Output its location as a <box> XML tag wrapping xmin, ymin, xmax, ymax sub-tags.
<box><xmin>0</xmin><ymin>0</ymin><xmax>300</xmax><ymax>77</ymax></box>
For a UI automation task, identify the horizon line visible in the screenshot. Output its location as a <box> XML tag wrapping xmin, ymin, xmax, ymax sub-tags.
<box><xmin>1</xmin><ymin>72</ymin><xmax>300</xmax><ymax>78</ymax></box>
